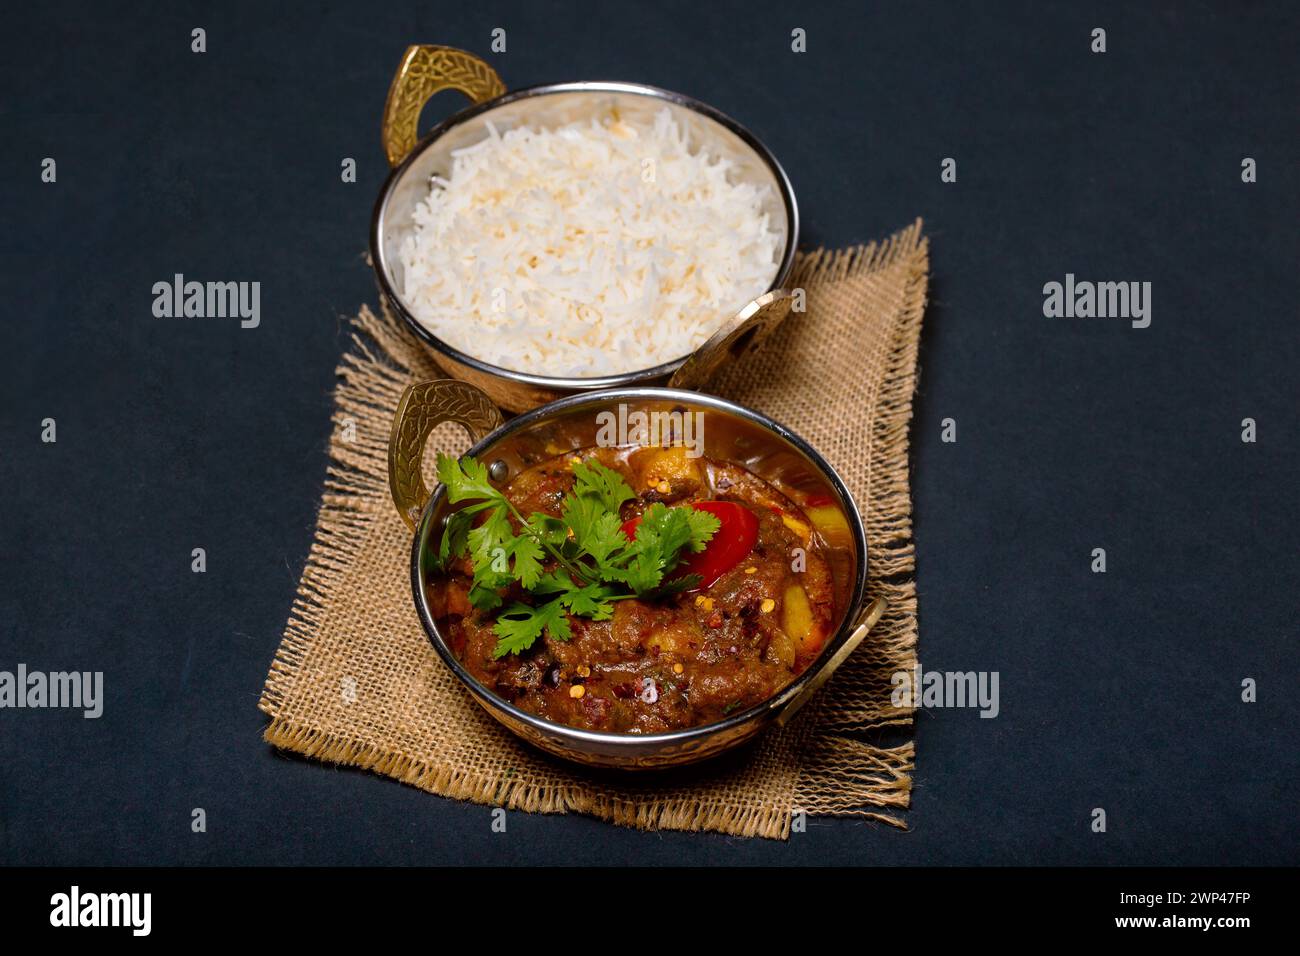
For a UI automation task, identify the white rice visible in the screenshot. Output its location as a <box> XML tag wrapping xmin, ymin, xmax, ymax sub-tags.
<box><xmin>398</xmin><ymin>108</ymin><xmax>782</xmax><ymax>377</ymax></box>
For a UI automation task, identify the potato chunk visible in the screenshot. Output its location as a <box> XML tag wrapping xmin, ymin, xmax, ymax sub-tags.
<box><xmin>632</xmin><ymin>446</ymin><xmax>702</xmax><ymax>500</ymax></box>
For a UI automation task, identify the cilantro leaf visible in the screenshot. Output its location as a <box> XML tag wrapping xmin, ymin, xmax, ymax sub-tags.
<box><xmin>463</xmin><ymin>506</ymin><xmax>518</xmax><ymax>611</ymax></box>
<box><xmin>492</xmin><ymin>598</ymin><xmax>572</xmax><ymax>658</ymax></box>
<box><xmin>437</xmin><ymin>453</ymin><xmax>502</xmax><ymax>503</ymax></box>
<box><xmin>570</xmin><ymin>459</ymin><xmax>635</xmax><ymax>513</ymax></box>
<box><xmin>683</xmin><ymin>506</ymin><xmax>721</xmax><ymax>553</ymax></box>
<box><xmin>468</xmin><ymin>568</ymin><xmax>509</xmax><ymax>612</ymax></box>
<box><xmin>436</xmin><ymin>509</ymin><xmax>472</xmax><ymax>570</ymax></box>
<box><xmin>431</xmin><ymin>452</ymin><xmax>721</xmax><ymax>656</ymax></box>
<box><xmin>467</xmin><ymin>506</ymin><xmax>515</xmax><ymax>570</ymax></box>
<box><xmin>530</xmin><ymin>571</ymin><xmax>574</xmax><ymax>596</ymax></box>
<box><xmin>611</xmin><ymin>503</ymin><xmax>720</xmax><ymax>596</ymax></box>
<box><xmin>561</xmin><ymin>494</ymin><xmax>629</xmax><ymax>571</ymax></box>
<box><xmin>562</xmin><ymin>581</ymin><xmax>620</xmax><ymax>620</ymax></box>
<box><xmin>509</xmin><ymin>534</ymin><xmax>544</xmax><ymax>590</ymax></box>
<box><xmin>653</xmin><ymin>574</ymin><xmax>703</xmax><ymax>597</ymax></box>
<box><xmin>529</xmin><ymin>512</ymin><xmax>569</xmax><ymax>548</ymax></box>
<box><xmin>637</xmin><ymin>502</ymin><xmax>694</xmax><ymax>572</ymax></box>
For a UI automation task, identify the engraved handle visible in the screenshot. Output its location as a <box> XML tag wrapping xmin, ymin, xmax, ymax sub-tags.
<box><xmin>388</xmin><ymin>379</ymin><xmax>505</xmax><ymax>531</ymax></box>
<box><xmin>667</xmin><ymin>289</ymin><xmax>794</xmax><ymax>391</ymax></box>
<box><xmin>382</xmin><ymin>44</ymin><xmax>507</xmax><ymax>167</ymax></box>
<box><xmin>774</xmin><ymin>597</ymin><xmax>886</xmax><ymax>729</ymax></box>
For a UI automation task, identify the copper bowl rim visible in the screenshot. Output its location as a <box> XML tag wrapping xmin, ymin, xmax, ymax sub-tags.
<box><xmin>371</xmin><ymin>80</ymin><xmax>800</xmax><ymax>391</ymax></box>
<box><xmin>408</xmin><ymin>387</ymin><xmax>868</xmax><ymax>753</ymax></box>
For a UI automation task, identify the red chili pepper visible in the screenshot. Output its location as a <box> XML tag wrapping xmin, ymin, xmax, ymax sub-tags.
<box><xmin>621</xmin><ymin>500</ymin><xmax>758</xmax><ymax>590</ymax></box>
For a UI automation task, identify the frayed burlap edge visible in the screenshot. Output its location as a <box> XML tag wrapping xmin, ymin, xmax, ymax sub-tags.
<box><xmin>789</xmin><ymin>226</ymin><xmax>926</xmax><ymax>827</ymax></box>
<box><xmin>259</xmin><ymin>220</ymin><xmax>927</xmax><ymax>837</ymax></box>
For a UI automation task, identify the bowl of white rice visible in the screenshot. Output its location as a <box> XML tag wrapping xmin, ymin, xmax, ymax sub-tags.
<box><xmin>370</xmin><ymin>45</ymin><xmax>798</xmax><ymax>411</ymax></box>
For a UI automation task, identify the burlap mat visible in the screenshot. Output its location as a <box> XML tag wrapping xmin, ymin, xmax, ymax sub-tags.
<box><xmin>259</xmin><ymin>219</ymin><xmax>927</xmax><ymax>839</ymax></box>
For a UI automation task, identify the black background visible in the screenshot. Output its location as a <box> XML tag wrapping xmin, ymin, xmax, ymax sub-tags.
<box><xmin>1</xmin><ymin>1</ymin><xmax>1296</xmax><ymax>866</ymax></box>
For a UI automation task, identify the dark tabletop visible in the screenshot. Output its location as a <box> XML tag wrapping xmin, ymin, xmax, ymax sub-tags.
<box><xmin>1</xmin><ymin>0</ymin><xmax>1296</xmax><ymax>866</ymax></box>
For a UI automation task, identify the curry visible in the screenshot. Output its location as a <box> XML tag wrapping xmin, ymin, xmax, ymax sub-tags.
<box><xmin>426</xmin><ymin>444</ymin><xmax>843</xmax><ymax>733</ymax></box>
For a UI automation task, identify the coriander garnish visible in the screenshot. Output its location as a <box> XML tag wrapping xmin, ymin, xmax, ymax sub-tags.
<box><xmin>435</xmin><ymin>454</ymin><xmax>719</xmax><ymax>658</ymax></box>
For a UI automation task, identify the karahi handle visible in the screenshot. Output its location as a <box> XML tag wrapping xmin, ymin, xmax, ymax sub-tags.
<box><xmin>382</xmin><ymin>44</ymin><xmax>506</xmax><ymax>167</ymax></box>
<box><xmin>388</xmin><ymin>379</ymin><xmax>504</xmax><ymax>531</ymax></box>
<box><xmin>667</xmin><ymin>289</ymin><xmax>794</xmax><ymax>392</ymax></box>
<box><xmin>774</xmin><ymin>597</ymin><xmax>886</xmax><ymax>729</ymax></box>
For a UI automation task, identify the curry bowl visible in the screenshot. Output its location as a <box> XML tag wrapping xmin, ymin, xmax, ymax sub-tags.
<box><xmin>371</xmin><ymin>44</ymin><xmax>800</xmax><ymax>412</ymax></box>
<box><xmin>388</xmin><ymin>379</ymin><xmax>883</xmax><ymax>769</ymax></box>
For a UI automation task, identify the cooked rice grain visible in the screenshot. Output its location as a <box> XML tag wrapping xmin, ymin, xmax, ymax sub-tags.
<box><xmin>399</xmin><ymin>109</ymin><xmax>782</xmax><ymax>377</ymax></box>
